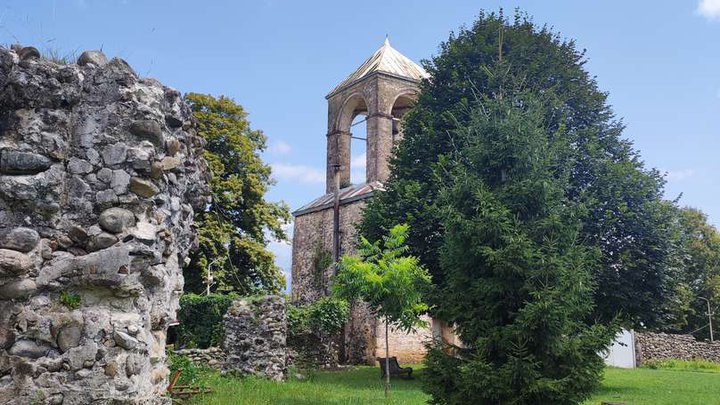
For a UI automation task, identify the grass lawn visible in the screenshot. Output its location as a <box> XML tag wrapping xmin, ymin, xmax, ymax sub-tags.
<box><xmin>586</xmin><ymin>366</ymin><xmax>720</xmax><ymax>405</ymax></box>
<box><xmin>184</xmin><ymin>365</ymin><xmax>429</xmax><ymax>404</ymax></box>
<box><xmin>182</xmin><ymin>363</ymin><xmax>720</xmax><ymax>404</ymax></box>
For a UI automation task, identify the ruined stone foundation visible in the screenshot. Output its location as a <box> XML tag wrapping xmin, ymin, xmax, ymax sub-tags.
<box><xmin>0</xmin><ymin>46</ymin><xmax>209</xmax><ymax>404</ymax></box>
<box><xmin>222</xmin><ymin>295</ymin><xmax>287</xmax><ymax>381</ymax></box>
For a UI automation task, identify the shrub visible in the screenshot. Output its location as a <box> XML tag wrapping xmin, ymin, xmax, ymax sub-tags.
<box><xmin>308</xmin><ymin>297</ymin><xmax>349</xmax><ymax>335</ymax></box>
<box><xmin>176</xmin><ymin>293</ymin><xmax>238</xmax><ymax>348</ymax></box>
<box><xmin>167</xmin><ymin>352</ymin><xmax>204</xmax><ymax>385</ymax></box>
<box><xmin>643</xmin><ymin>359</ymin><xmax>720</xmax><ymax>372</ymax></box>
<box><xmin>287</xmin><ymin>298</ymin><xmax>349</xmax><ymax>369</ymax></box>
<box><xmin>287</xmin><ymin>304</ymin><xmax>311</xmax><ymax>338</ymax></box>
<box><xmin>288</xmin><ymin>298</ymin><xmax>349</xmax><ymax>337</ymax></box>
<box><xmin>59</xmin><ymin>292</ymin><xmax>81</xmax><ymax>309</ymax></box>
<box><xmin>423</xmin><ymin>344</ymin><xmax>465</xmax><ymax>401</ymax></box>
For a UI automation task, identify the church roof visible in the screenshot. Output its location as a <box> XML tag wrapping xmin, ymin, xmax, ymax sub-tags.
<box><xmin>293</xmin><ymin>181</ymin><xmax>385</xmax><ymax>217</ymax></box>
<box><xmin>327</xmin><ymin>38</ymin><xmax>429</xmax><ymax>98</ymax></box>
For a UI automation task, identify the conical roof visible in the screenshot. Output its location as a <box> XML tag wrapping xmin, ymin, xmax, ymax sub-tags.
<box><xmin>327</xmin><ymin>38</ymin><xmax>429</xmax><ymax>97</ymax></box>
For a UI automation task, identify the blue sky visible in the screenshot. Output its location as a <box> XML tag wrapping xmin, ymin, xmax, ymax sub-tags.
<box><xmin>2</xmin><ymin>1</ymin><xmax>720</xmax><ymax>288</ymax></box>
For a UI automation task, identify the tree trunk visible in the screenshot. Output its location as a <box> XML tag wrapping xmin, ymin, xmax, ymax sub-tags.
<box><xmin>384</xmin><ymin>319</ymin><xmax>390</xmax><ymax>398</ymax></box>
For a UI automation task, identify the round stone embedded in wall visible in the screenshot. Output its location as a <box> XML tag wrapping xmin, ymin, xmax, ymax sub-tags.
<box><xmin>129</xmin><ymin>177</ymin><xmax>160</xmax><ymax>197</ymax></box>
<box><xmin>18</xmin><ymin>46</ymin><xmax>40</xmax><ymax>60</ymax></box>
<box><xmin>0</xmin><ymin>279</ymin><xmax>36</xmax><ymax>299</ymax></box>
<box><xmin>0</xmin><ymin>151</ymin><xmax>52</xmax><ymax>175</ymax></box>
<box><xmin>0</xmin><ymin>228</ymin><xmax>40</xmax><ymax>253</ymax></box>
<box><xmin>77</xmin><ymin>50</ymin><xmax>108</xmax><ymax>67</ymax></box>
<box><xmin>99</xmin><ymin>208</ymin><xmax>136</xmax><ymax>234</ymax></box>
<box><xmin>129</xmin><ymin>120</ymin><xmax>164</xmax><ymax>147</ymax></box>
<box><xmin>0</xmin><ymin>249</ymin><xmax>33</xmax><ymax>276</ymax></box>
<box><xmin>57</xmin><ymin>323</ymin><xmax>83</xmax><ymax>353</ymax></box>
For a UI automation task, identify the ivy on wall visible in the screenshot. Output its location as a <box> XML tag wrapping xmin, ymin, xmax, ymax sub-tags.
<box><xmin>312</xmin><ymin>242</ymin><xmax>333</xmax><ymax>291</ymax></box>
<box><xmin>175</xmin><ymin>293</ymin><xmax>238</xmax><ymax>349</ymax></box>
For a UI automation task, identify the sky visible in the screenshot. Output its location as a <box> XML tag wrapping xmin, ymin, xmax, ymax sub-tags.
<box><xmin>1</xmin><ymin>0</ymin><xmax>720</xmax><ymax>290</ymax></box>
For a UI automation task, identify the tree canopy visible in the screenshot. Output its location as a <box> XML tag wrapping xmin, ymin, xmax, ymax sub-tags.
<box><xmin>360</xmin><ymin>10</ymin><xmax>676</xmax><ymax>329</ymax></box>
<box><xmin>334</xmin><ymin>224</ymin><xmax>431</xmax><ymax>334</ymax></box>
<box><xmin>664</xmin><ymin>207</ymin><xmax>720</xmax><ymax>338</ymax></box>
<box><xmin>184</xmin><ymin>93</ymin><xmax>290</xmax><ymax>295</ymax></box>
<box><xmin>421</xmin><ymin>82</ymin><xmax>613</xmax><ymax>404</ymax></box>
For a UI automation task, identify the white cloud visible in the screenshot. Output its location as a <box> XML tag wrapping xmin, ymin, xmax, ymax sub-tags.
<box><xmin>698</xmin><ymin>0</ymin><xmax>720</xmax><ymax>20</ymax></box>
<box><xmin>665</xmin><ymin>168</ymin><xmax>696</xmax><ymax>181</ymax></box>
<box><xmin>271</xmin><ymin>163</ymin><xmax>325</xmax><ymax>184</ymax></box>
<box><xmin>268</xmin><ymin>140</ymin><xmax>292</xmax><ymax>155</ymax></box>
<box><xmin>350</xmin><ymin>153</ymin><xmax>367</xmax><ymax>183</ymax></box>
<box><xmin>351</xmin><ymin>152</ymin><xmax>366</xmax><ymax>169</ymax></box>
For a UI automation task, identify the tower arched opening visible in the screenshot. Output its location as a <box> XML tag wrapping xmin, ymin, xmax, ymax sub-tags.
<box><xmin>350</xmin><ymin>114</ymin><xmax>367</xmax><ymax>186</ymax></box>
<box><xmin>390</xmin><ymin>93</ymin><xmax>417</xmax><ymax>143</ymax></box>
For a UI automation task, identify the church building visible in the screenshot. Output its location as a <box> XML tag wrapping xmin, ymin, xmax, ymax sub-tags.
<box><xmin>291</xmin><ymin>39</ymin><xmax>456</xmax><ymax>364</ymax></box>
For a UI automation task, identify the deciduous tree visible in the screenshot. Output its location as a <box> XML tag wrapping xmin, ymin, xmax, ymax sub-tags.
<box><xmin>665</xmin><ymin>207</ymin><xmax>720</xmax><ymax>339</ymax></box>
<box><xmin>334</xmin><ymin>224</ymin><xmax>431</xmax><ymax>398</ymax></box>
<box><xmin>184</xmin><ymin>93</ymin><xmax>290</xmax><ymax>295</ymax></box>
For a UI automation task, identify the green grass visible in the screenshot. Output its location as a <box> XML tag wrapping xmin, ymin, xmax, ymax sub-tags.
<box><xmin>586</xmin><ymin>365</ymin><xmax>720</xmax><ymax>405</ymax></box>
<box><xmin>183</xmin><ymin>365</ymin><xmax>429</xmax><ymax>404</ymax></box>
<box><xmin>642</xmin><ymin>358</ymin><xmax>720</xmax><ymax>372</ymax></box>
<box><xmin>182</xmin><ymin>362</ymin><xmax>720</xmax><ymax>405</ymax></box>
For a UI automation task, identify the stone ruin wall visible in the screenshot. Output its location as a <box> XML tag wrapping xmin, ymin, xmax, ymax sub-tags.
<box><xmin>222</xmin><ymin>295</ymin><xmax>287</xmax><ymax>381</ymax></box>
<box><xmin>291</xmin><ymin>199</ymin><xmax>431</xmax><ymax>365</ymax></box>
<box><xmin>635</xmin><ymin>331</ymin><xmax>720</xmax><ymax>365</ymax></box>
<box><xmin>0</xmin><ymin>45</ymin><xmax>209</xmax><ymax>404</ymax></box>
<box><xmin>173</xmin><ymin>347</ymin><xmax>224</xmax><ymax>369</ymax></box>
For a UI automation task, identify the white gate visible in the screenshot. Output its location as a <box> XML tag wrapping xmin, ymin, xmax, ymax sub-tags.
<box><xmin>603</xmin><ymin>329</ymin><xmax>636</xmax><ymax>368</ymax></box>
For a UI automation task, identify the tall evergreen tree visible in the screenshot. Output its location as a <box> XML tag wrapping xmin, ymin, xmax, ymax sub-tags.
<box><xmin>184</xmin><ymin>93</ymin><xmax>290</xmax><ymax>294</ymax></box>
<box><xmin>423</xmin><ymin>83</ymin><xmax>613</xmax><ymax>404</ymax></box>
<box><xmin>360</xmin><ymin>10</ymin><xmax>676</xmax><ymax>328</ymax></box>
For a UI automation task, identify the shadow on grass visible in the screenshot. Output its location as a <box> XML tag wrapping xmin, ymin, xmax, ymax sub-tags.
<box><xmin>591</xmin><ymin>382</ymin><xmax>646</xmax><ymax>399</ymax></box>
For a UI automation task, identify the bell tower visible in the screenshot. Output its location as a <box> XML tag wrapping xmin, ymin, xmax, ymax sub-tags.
<box><xmin>324</xmin><ymin>38</ymin><xmax>428</xmax><ymax>193</ymax></box>
<box><xmin>292</xmin><ymin>39</ymin><xmax>434</xmax><ymax>365</ymax></box>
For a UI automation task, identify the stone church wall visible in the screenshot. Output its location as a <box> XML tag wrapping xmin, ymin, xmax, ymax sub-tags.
<box><xmin>291</xmin><ymin>198</ymin><xmax>435</xmax><ymax>365</ymax></box>
<box><xmin>0</xmin><ymin>46</ymin><xmax>209</xmax><ymax>404</ymax></box>
<box><xmin>291</xmin><ymin>199</ymin><xmax>378</xmax><ymax>364</ymax></box>
<box><xmin>291</xmin><ymin>200</ymin><xmax>367</xmax><ymax>303</ymax></box>
<box><xmin>374</xmin><ymin>315</ymin><xmax>433</xmax><ymax>364</ymax></box>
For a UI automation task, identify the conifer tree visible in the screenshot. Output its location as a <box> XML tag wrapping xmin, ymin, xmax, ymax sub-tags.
<box><xmin>423</xmin><ymin>84</ymin><xmax>614</xmax><ymax>404</ymax></box>
<box><xmin>360</xmin><ymin>10</ymin><xmax>676</xmax><ymax>328</ymax></box>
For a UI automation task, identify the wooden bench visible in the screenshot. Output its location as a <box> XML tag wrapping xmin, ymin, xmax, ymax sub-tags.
<box><xmin>377</xmin><ymin>356</ymin><xmax>413</xmax><ymax>379</ymax></box>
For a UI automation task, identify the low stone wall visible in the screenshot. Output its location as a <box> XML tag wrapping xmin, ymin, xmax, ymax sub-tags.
<box><xmin>173</xmin><ymin>347</ymin><xmax>224</xmax><ymax>369</ymax></box>
<box><xmin>222</xmin><ymin>296</ymin><xmax>287</xmax><ymax>380</ymax></box>
<box><xmin>636</xmin><ymin>332</ymin><xmax>720</xmax><ymax>365</ymax></box>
